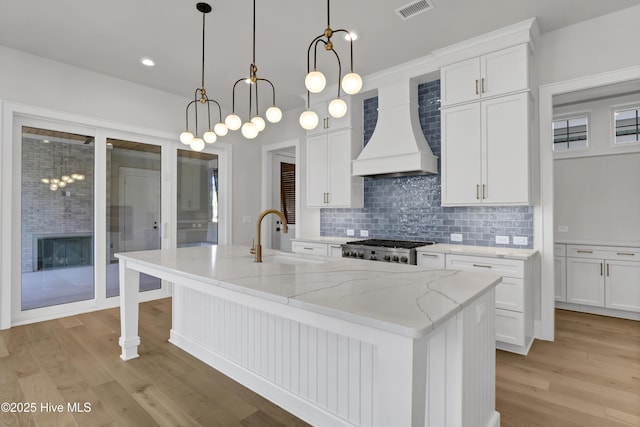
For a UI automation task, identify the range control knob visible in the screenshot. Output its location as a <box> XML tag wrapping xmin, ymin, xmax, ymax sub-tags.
<box><xmin>400</xmin><ymin>256</ymin><xmax>408</xmax><ymax>263</ymax></box>
<box><xmin>357</xmin><ymin>252</ymin><xmax>364</xmax><ymax>258</ymax></box>
<box><xmin>392</xmin><ymin>255</ymin><xmax>399</xmax><ymax>262</ymax></box>
<box><xmin>383</xmin><ymin>254</ymin><xmax>391</xmax><ymax>261</ymax></box>
<box><xmin>370</xmin><ymin>255</ymin><xmax>377</xmax><ymax>261</ymax></box>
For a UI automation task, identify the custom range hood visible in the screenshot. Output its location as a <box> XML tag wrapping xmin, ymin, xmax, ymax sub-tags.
<box><xmin>352</xmin><ymin>79</ymin><xmax>438</xmax><ymax>177</ymax></box>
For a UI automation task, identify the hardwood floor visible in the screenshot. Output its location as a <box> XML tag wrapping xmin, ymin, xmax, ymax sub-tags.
<box><xmin>0</xmin><ymin>298</ymin><xmax>309</xmax><ymax>427</ymax></box>
<box><xmin>497</xmin><ymin>309</ymin><xmax>640</xmax><ymax>427</ymax></box>
<box><xmin>1</xmin><ymin>302</ymin><xmax>638</xmax><ymax>426</ymax></box>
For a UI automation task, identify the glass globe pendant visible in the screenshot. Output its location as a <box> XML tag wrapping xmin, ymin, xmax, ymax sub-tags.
<box><xmin>190</xmin><ymin>137</ymin><xmax>205</xmax><ymax>152</ymax></box>
<box><xmin>180</xmin><ymin>131</ymin><xmax>194</xmax><ymax>145</ymax></box>
<box><xmin>251</xmin><ymin>116</ymin><xmax>266</xmax><ymax>132</ymax></box>
<box><xmin>305</xmin><ymin>70</ymin><xmax>326</xmax><ymax>93</ymax></box>
<box><xmin>214</xmin><ymin>122</ymin><xmax>228</xmax><ymax>136</ymax></box>
<box><xmin>203</xmin><ymin>130</ymin><xmax>217</xmax><ymax>144</ymax></box>
<box><xmin>266</xmin><ymin>106</ymin><xmax>282</xmax><ymax>123</ymax></box>
<box><xmin>328</xmin><ymin>98</ymin><xmax>348</xmax><ymax>118</ymax></box>
<box><xmin>299</xmin><ymin>110</ymin><xmax>319</xmax><ymax>130</ymax></box>
<box><xmin>241</xmin><ymin>122</ymin><xmax>259</xmax><ymax>139</ymax></box>
<box><xmin>225</xmin><ymin>113</ymin><xmax>242</xmax><ymax>131</ymax></box>
<box><xmin>342</xmin><ymin>72</ymin><xmax>363</xmax><ymax>95</ymax></box>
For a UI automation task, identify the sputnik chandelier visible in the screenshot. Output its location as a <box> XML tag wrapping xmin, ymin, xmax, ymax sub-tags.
<box><xmin>224</xmin><ymin>0</ymin><xmax>282</xmax><ymax>139</ymax></box>
<box><xmin>179</xmin><ymin>2</ymin><xmax>228</xmax><ymax>152</ymax></box>
<box><xmin>299</xmin><ymin>0</ymin><xmax>363</xmax><ymax>130</ymax></box>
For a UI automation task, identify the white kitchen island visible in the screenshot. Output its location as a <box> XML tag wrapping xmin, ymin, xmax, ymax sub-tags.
<box><xmin>116</xmin><ymin>245</ymin><xmax>501</xmax><ymax>427</ymax></box>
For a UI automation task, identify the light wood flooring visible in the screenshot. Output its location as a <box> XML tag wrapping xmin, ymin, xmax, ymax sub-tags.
<box><xmin>1</xmin><ymin>301</ymin><xmax>638</xmax><ymax>426</ymax></box>
<box><xmin>497</xmin><ymin>309</ymin><xmax>640</xmax><ymax>427</ymax></box>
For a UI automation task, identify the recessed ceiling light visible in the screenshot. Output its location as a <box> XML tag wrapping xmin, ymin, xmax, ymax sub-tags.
<box><xmin>141</xmin><ymin>57</ymin><xmax>155</xmax><ymax>67</ymax></box>
<box><xmin>344</xmin><ymin>32</ymin><xmax>358</xmax><ymax>41</ymax></box>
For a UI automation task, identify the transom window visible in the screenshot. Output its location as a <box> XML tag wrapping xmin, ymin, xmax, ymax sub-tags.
<box><xmin>613</xmin><ymin>107</ymin><xmax>640</xmax><ymax>144</ymax></box>
<box><xmin>553</xmin><ymin>115</ymin><xmax>588</xmax><ymax>151</ymax></box>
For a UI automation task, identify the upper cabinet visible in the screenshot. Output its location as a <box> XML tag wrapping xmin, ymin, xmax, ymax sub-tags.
<box><xmin>440</xmin><ymin>44</ymin><xmax>530</xmax><ymax>107</ymax></box>
<box><xmin>305</xmin><ymin>93</ymin><xmax>363</xmax><ymax>208</ymax></box>
<box><xmin>307</xmin><ymin>99</ymin><xmax>354</xmax><ymax>135</ymax></box>
<box><xmin>440</xmin><ymin>42</ymin><xmax>532</xmax><ymax>207</ymax></box>
<box><xmin>307</xmin><ymin>129</ymin><xmax>363</xmax><ymax>208</ymax></box>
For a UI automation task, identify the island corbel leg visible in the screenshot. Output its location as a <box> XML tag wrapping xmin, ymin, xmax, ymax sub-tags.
<box><xmin>118</xmin><ymin>259</ymin><xmax>141</xmax><ymax>360</ymax></box>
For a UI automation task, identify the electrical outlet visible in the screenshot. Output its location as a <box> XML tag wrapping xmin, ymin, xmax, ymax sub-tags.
<box><xmin>450</xmin><ymin>233</ymin><xmax>463</xmax><ymax>242</ymax></box>
<box><xmin>513</xmin><ymin>236</ymin><xmax>528</xmax><ymax>245</ymax></box>
<box><xmin>360</xmin><ymin>229</ymin><xmax>369</xmax><ymax>237</ymax></box>
<box><xmin>496</xmin><ymin>235</ymin><xmax>509</xmax><ymax>245</ymax></box>
<box><xmin>558</xmin><ymin>225</ymin><xmax>569</xmax><ymax>232</ymax></box>
<box><xmin>346</xmin><ymin>229</ymin><xmax>355</xmax><ymax>237</ymax></box>
<box><xmin>242</xmin><ymin>215</ymin><xmax>252</xmax><ymax>224</ymax></box>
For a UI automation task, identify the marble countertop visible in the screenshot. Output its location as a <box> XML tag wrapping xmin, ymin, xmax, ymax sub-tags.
<box><xmin>554</xmin><ymin>239</ymin><xmax>640</xmax><ymax>248</ymax></box>
<box><xmin>116</xmin><ymin>245</ymin><xmax>501</xmax><ymax>339</ymax></box>
<box><xmin>292</xmin><ymin>236</ymin><xmax>351</xmax><ymax>245</ymax></box>
<box><xmin>417</xmin><ymin>243</ymin><xmax>538</xmax><ymax>260</ymax></box>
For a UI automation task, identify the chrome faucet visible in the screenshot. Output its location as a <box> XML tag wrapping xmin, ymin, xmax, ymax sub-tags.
<box><xmin>254</xmin><ymin>209</ymin><xmax>288</xmax><ymax>262</ymax></box>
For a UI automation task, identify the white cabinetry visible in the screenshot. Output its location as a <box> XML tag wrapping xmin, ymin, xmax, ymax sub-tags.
<box><xmin>306</xmin><ymin>129</ymin><xmax>363</xmax><ymax>208</ymax></box>
<box><xmin>307</xmin><ymin>100</ymin><xmax>352</xmax><ymax>135</ymax></box>
<box><xmin>566</xmin><ymin>245</ymin><xmax>640</xmax><ymax>313</ymax></box>
<box><xmin>291</xmin><ymin>240</ymin><xmax>344</xmax><ymax>258</ymax></box>
<box><xmin>416</xmin><ymin>252</ymin><xmax>446</xmax><ymax>269</ymax></box>
<box><xmin>441</xmin><ymin>92</ymin><xmax>530</xmax><ymax>206</ymax></box>
<box><xmin>554</xmin><ymin>244</ymin><xmax>567</xmax><ymax>302</ymax></box>
<box><xmin>440</xmin><ymin>44</ymin><xmax>529</xmax><ymax>106</ymax></box>
<box><xmin>446</xmin><ymin>254</ymin><xmax>534</xmax><ymax>355</ymax></box>
<box><xmin>440</xmin><ymin>43</ymin><xmax>531</xmax><ymax>207</ymax></box>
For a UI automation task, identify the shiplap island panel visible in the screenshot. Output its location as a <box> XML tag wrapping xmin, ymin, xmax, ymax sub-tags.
<box><xmin>116</xmin><ymin>245</ymin><xmax>501</xmax><ymax>427</ymax></box>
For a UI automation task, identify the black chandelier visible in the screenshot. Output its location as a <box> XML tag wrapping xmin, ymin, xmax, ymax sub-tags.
<box><xmin>179</xmin><ymin>2</ymin><xmax>228</xmax><ymax>152</ymax></box>
<box><xmin>299</xmin><ymin>0</ymin><xmax>362</xmax><ymax>130</ymax></box>
<box><xmin>224</xmin><ymin>0</ymin><xmax>282</xmax><ymax>139</ymax></box>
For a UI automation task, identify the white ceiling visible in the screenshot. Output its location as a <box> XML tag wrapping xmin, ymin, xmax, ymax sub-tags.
<box><xmin>1</xmin><ymin>0</ymin><xmax>638</xmax><ymax>113</ymax></box>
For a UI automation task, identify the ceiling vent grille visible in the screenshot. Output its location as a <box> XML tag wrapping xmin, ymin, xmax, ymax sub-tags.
<box><xmin>395</xmin><ymin>0</ymin><xmax>433</xmax><ymax>20</ymax></box>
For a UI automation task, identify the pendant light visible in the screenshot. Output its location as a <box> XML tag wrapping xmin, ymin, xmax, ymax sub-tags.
<box><xmin>300</xmin><ymin>0</ymin><xmax>362</xmax><ymax>130</ymax></box>
<box><xmin>180</xmin><ymin>3</ymin><xmax>227</xmax><ymax>152</ymax></box>
<box><xmin>225</xmin><ymin>0</ymin><xmax>282</xmax><ymax>140</ymax></box>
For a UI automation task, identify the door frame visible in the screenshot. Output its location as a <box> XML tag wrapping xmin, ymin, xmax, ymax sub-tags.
<box><xmin>261</xmin><ymin>139</ymin><xmax>300</xmax><ymax>250</ymax></box>
<box><xmin>118</xmin><ymin>167</ymin><xmax>161</xmax><ymax>253</ymax></box>
<box><xmin>537</xmin><ymin>65</ymin><xmax>640</xmax><ymax>341</ymax></box>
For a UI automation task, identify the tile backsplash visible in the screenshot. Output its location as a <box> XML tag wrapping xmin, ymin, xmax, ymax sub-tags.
<box><xmin>320</xmin><ymin>80</ymin><xmax>534</xmax><ymax>249</ymax></box>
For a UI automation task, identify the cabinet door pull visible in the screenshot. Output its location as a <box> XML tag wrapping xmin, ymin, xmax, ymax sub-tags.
<box><xmin>476</xmin><ymin>184</ymin><xmax>480</xmax><ymax>200</ymax></box>
<box><xmin>421</xmin><ymin>253</ymin><xmax>439</xmax><ymax>258</ymax></box>
<box><xmin>600</xmin><ymin>263</ymin><xmax>603</xmax><ymax>276</ymax></box>
<box><xmin>616</xmin><ymin>252</ymin><xmax>635</xmax><ymax>256</ymax></box>
<box><xmin>606</xmin><ymin>263</ymin><xmax>610</xmax><ymax>276</ymax></box>
<box><xmin>303</xmin><ymin>247</ymin><xmax>315</xmax><ymax>251</ymax></box>
<box><xmin>326</xmin><ymin>192</ymin><xmax>329</xmax><ymax>204</ymax></box>
<box><xmin>481</xmin><ymin>78</ymin><xmax>485</xmax><ymax>93</ymax></box>
<box><xmin>482</xmin><ymin>184</ymin><xmax>486</xmax><ymax>199</ymax></box>
<box><xmin>576</xmin><ymin>250</ymin><xmax>593</xmax><ymax>254</ymax></box>
<box><xmin>473</xmin><ymin>264</ymin><xmax>492</xmax><ymax>269</ymax></box>
<box><xmin>475</xmin><ymin>79</ymin><xmax>479</xmax><ymax>95</ymax></box>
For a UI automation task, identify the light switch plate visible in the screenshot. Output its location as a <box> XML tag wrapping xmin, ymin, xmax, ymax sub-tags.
<box><xmin>360</xmin><ymin>230</ymin><xmax>369</xmax><ymax>237</ymax></box>
<box><xmin>450</xmin><ymin>233</ymin><xmax>463</xmax><ymax>242</ymax></box>
<box><xmin>496</xmin><ymin>235</ymin><xmax>509</xmax><ymax>245</ymax></box>
<box><xmin>513</xmin><ymin>236</ymin><xmax>528</xmax><ymax>245</ymax></box>
<box><xmin>346</xmin><ymin>229</ymin><xmax>355</xmax><ymax>237</ymax></box>
<box><xmin>242</xmin><ymin>215</ymin><xmax>252</xmax><ymax>224</ymax></box>
<box><xmin>558</xmin><ymin>225</ymin><xmax>569</xmax><ymax>232</ymax></box>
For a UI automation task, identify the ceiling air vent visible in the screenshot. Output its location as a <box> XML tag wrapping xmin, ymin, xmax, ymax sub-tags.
<box><xmin>395</xmin><ymin>0</ymin><xmax>433</xmax><ymax>20</ymax></box>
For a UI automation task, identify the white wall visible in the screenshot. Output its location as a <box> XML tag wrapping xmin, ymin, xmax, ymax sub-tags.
<box><xmin>534</xmin><ymin>4</ymin><xmax>640</xmax><ymax>340</ymax></box>
<box><xmin>0</xmin><ymin>45</ymin><xmax>263</xmax><ymax>246</ymax></box>
<box><xmin>535</xmin><ymin>5</ymin><xmax>640</xmax><ymax>87</ymax></box>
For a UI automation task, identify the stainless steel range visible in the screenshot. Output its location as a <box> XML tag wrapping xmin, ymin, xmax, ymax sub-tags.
<box><xmin>341</xmin><ymin>239</ymin><xmax>435</xmax><ymax>265</ymax></box>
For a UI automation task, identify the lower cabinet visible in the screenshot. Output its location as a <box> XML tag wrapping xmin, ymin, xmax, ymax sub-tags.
<box><xmin>291</xmin><ymin>240</ymin><xmax>343</xmax><ymax>258</ymax></box>
<box><xmin>565</xmin><ymin>244</ymin><xmax>640</xmax><ymax>314</ymax></box>
<box><xmin>416</xmin><ymin>252</ymin><xmax>446</xmax><ymax>269</ymax></box>
<box><xmin>445</xmin><ymin>254</ymin><xmax>535</xmax><ymax>355</ymax></box>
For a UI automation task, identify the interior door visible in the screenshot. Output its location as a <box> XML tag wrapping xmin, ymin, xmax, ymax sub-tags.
<box><xmin>119</xmin><ymin>168</ymin><xmax>160</xmax><ymax>252</ymax></box>
<box><xmin>271</xmin><ymin>152</ymin><xmax>295</xmax><ymax>251</ymax></box>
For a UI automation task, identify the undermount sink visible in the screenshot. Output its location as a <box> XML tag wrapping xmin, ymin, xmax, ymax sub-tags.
<box><xmin>264</xmin><ymin>254</ymin><xmax>327</xmax><ymax>265</ymax></box>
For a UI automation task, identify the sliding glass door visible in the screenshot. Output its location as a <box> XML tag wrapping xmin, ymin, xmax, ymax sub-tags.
<box><xmin>106</xmin><ymin>138</ymin><xmax>162</xmax><ymax>297</ymax></box>
<box><xmin>177</xmin><ymin>149</ymin><xmax>219</xmax><ymax>247</ymax></box>
<box><xmin>20</xmin><ymin>126</ymin><xmax>95</xmax><ymax>310</ymax></box>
